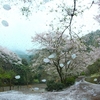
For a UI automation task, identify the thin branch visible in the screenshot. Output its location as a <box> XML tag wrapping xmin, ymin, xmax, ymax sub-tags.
<box><xmin>61</xmin><ymin>0</ymin><xmax>76</xmax><ymax>35</ymax></box>
<box><xmin>57</xmin><ymin>0</ymin><xmax>76</xmax><ymax>45</ymax></box>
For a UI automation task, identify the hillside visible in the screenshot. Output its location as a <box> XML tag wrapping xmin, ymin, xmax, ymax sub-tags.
<box><xmin>0</xmin><ymin>46</ymin><xmax>33</xmax><ymax>86</ymax></box>
<box><xmin>0</xmin><ymin>46</ymin><xmax>22</xmax><ymax>69</ymax></box>
<box><xmin>82</xmin><ymin>30</ymin><xmax>100</xmax><ymax>48</ymax></box>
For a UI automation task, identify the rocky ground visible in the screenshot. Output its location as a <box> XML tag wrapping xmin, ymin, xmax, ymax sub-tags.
<box><xmin>40</xmin><ymin>81</ymin><xmax>100</xmax><ymax>100</ymax></box>
<box><xmin>0</xmin><ymin>81</ymin><xmax>100</xmax><ymax>100</ymax></box>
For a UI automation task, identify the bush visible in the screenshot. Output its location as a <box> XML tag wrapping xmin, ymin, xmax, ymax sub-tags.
<box><xmin>33</xmin><ymin>79</ymin><xmax>39</xmax><ymax>83</ymax></box>
<box><xmin>65</xmin><ymin>76</ymin><xmax>76</xmax><ymax>86</ymax></box>
<box><xmin>80</xmin><ymin>71</ymin><xmax>85</xmax><ymax>75</ymax></box>
<box><xmin>46</xmin><ymin>80</ymin><xmax>65</xmax><ymax>91</ymax></box>
<box><xmin>0</xmin><ymin>80</ymin><xmax>3</xmax><ymax>87</ymax></box>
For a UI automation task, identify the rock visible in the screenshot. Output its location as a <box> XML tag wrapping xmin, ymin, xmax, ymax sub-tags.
<box><xmin>81</xmin><ymin>98</ymin><xmax>88</xmax><ymax>100</ymax></box>
<box><xmin>83</xmin><ymin>86</ymin><xmax>87</xmax><ymax>90</ymax></box>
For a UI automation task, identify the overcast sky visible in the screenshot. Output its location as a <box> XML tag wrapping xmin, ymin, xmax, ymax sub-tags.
<box><xmin>0</xmin><ymin>0</ymin><xmax>99</xmax><ymax>53</ymax></box>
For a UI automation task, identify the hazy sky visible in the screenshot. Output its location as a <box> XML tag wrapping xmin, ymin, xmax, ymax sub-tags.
<box><xmin>0</xmin><ymin>0</ymin><xmax>99</xmax><ymax>52</ymax></box>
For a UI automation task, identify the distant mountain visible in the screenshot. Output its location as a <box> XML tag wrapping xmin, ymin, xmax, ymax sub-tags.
<box><xmin>13</xmin><ymin>50</ymin><xmax>31</xmax><ymax>63</ymax></box>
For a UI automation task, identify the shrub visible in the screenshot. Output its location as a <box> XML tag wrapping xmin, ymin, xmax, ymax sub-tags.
<box><xmin>33</xmin><ymin>79</ymin><xmax>39</xmax><ymax>83</ymax></box>
<box><xmin>65</xmin><ymin>76</ymin><xmax>76</xmax><ymax>86</ymax></box>
<box><xmin>0</xmin><ymin>80</ymin><xmax>3</xmax><ymax>87</ymax></box>
<box><xmin>80</xmin><ymin>71</ymin><xmax>85</xmax><ymax>75</ymax></box>
<box><xmin>46</xmin><ymin>80</ymin><xmax>65</xmax><ymax>91</ymax></box>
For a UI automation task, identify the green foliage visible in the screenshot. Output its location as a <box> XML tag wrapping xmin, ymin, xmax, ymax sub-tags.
<box><xmin>0</xmin><ymin>64</ymin><xmax>33</xmax><ymax>85</ymax></box>
<box><xmin>32</xmin><ymin>64</ymin><xmax>48</xmax><ymax>82</ymax></box>
<box><xmin>80</xmin><ymin>71</ymin><xmax>85</xmax><ymax>75</ymax></box>
<box><xmin>0</xmin><ymin>67</ymin><xmax>5</xmax><ymax>80</ymax></box>
<box><xmin>0</xmin><ymin>68</ymin><xmax>15</xmax><ymax>79</ymax></box>
<box><xmin>91</xmin><ymin>73</ymin><xmax>100</xmax><ymax>77</ymax></box>
<box><xmin>46</xmin><ymin>80</ymin><xmax>65</xmax><ymax>91</ymax></box>
<box><xmin>0</xmin><ymin>67</ymin><xmax>16</xmax><ymax>87</ymax></box>
<box><xmin>33</xmin><ymin>79</ymin><xmax>39</xmax><ymax>83</ymax></box>
<box><xmin>0</xmin><ymin>47</ymin><xmax>34</xmax><ymax>86</ymax></box>
<box><xmin>22</xmin><ymin>58</ymin><xmax>28</xmax><ymax>66</ymax></box>
<box><xmin>87</xmin><ymin>59</ymin><xmax>100</xmax><ymax>75</ymax></box>
<box><xmin>14</xmin><ymin>65</ymin><xmax>33</xmax><ymax>85</ymax></box>
<box><xmin>65</xmin><ymin>76</ymin><xmax>76</xmax><ymax>86</ymax></box>
<box><xmin>4</xmin><ymin>70</ymin><xmax>15</xmax><ymax>80</ymax></box>
<box><xmin>85</xmin><ymin>76</ymin><xmax>100</xmax><ymax>84</ymax></box>
<box><xmin>82</xmin><ymin>30</ymin><xmax>100</xmax><ymax>48</ymax></box>
<box><xmin>34</xmin><ymin>73</ymin><xmax>41</xmax><ymax>80</ymax></box>
<box><xmin>0</xmin><ymin>80</ymin><xmax>3</xmax><ymax>86</ymax></box>
<box><xmin>85</xmin><ymin>77</ymin><xmax>96</xmax><ymax>84</ymax></box>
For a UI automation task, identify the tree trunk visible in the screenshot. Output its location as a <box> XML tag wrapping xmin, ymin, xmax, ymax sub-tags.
<box><xmin>53</xmin><ymin>60</ymin><xmax>64</xmax><ymax>83</ymax></box>
<box><xmin>9</xmin><ymin>79</ymin><xmax>11</xmax><ymax>90</ymax></box>
<box><xmin>2</xmin><ymin>79</ymin><xmax>4</xmax><ymax>91</ymax></box>
<box><xmin>56</xmin><ymin>65</ymin><xmax>64</xmax><ymax>83</ymax></box>
<box><xmin>26</xmin><ymin>74</ymin><xmax>29</xmax><ymax>87</ymax></box>
<box><xmin>59</xmin><ymin>71</ymin><xmax>64</xmax><ymax>83</ymax></box>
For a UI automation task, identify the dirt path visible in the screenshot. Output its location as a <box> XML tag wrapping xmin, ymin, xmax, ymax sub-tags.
<box><xmin>0</xmin><ymin>84</ymin><xmax>47</xmax><ymax>93</ymax></box>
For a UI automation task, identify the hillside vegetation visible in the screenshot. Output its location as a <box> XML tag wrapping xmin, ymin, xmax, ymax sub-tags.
<box><xmin>0</xmin><ymin>46</ymin><xmax>33</xmax><ymax>90</ymax></box>
<box><xmin>82</xmin><ymin>30</ymin><xmax>100</xmax><ymax>48</ymax></box>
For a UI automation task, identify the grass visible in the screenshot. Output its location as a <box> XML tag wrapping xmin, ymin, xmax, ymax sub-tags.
<box><xmin>85</xmin><ymin>73</ymin><xmax>100</xmax><ymax>84</ymax></box>
<box><xmin>91</xmin><ymin>73</ymin><xmax>100</xmax><ymax>77</ymax></box>
<box><xmin>85</xmin><ymin>77</ymin><xmax>97</xmax><ymax>84</ymax></box>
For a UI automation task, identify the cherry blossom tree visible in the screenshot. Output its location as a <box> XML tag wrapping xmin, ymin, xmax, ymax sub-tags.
<box><xmin>30</xmin><ymin>0</ymin><xmax>94</xmax><ymax>83</ymax></box>
<box><xmin>31</xmin><ymin>31</ymin><xmax>89</xmax><ymax>83</ymax></box>
<box><xmin>31</xmin><ymin>31</ymin><xmax>100</xmax><ymax>83</ymax></box>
